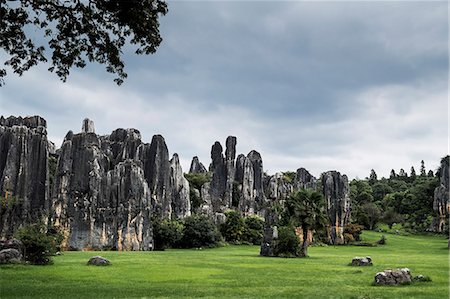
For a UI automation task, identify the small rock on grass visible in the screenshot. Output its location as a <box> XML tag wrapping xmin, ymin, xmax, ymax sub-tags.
<box><xmin>87</xmin><ymin>256</ymin><xmax>111</xmax><ymax>266</ymax></box>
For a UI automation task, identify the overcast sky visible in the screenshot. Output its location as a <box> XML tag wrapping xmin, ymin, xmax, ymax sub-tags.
<box><xmin>0</xmin><ymin>1</ymin><xmax>448</xmax><ymax>179</ymax></box>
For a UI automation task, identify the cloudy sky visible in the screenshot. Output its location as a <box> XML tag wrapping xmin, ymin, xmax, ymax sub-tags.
<box><xmin>0</xmin><ymin>1</ymin><xmax>448</xmax><ymax>179</ymax></box>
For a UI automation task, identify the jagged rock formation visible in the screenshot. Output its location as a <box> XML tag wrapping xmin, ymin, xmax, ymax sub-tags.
<box><xmin>170</xmin><ymin>154</ymin><xmax>191</xmax><ymax>219</ymax></box>
<box><xmin>294</xmin><ymin>168</ymin><xmax>317</xmax><ymax>190</ymax></box>
<box><xmin>52</xmin><ymin>119</ymin><xmax>190</xmax><ymax>250</ymax></box>
<box><xmin>137</xmin><ymin>135</ymin><xmax>172</xmax><ymax>218</ymax></box>
<box><xmin>433</xmin><ymin>157</ymin><xmax>449</xmax><ymax>232</ymax></box>
<box><xmin>189</xmin><ymin>156</ymin><xmax>207</xmax><ymax>174</ymax></box>
<box><xmin>0</xmin><ymin>116</ymin><xmax>49</xmax><ymax>237</ymax></box>
<box><xmin>321</xmin><ymin>171</ymin><xmax>351</xmax><ymax>245</ymax></box>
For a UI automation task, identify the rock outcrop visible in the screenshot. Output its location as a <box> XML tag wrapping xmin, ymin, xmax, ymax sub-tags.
<box><xmin>189</xmin><ymin>156</ymin><xmax>207</xmax><ymax>174</ymax></box>
<box><xmin>0</xmin><ymin>116</ymin><xmax>49</xmax><ymax>237</ymax></box>
<box><xmin>53</xmin><ymin>120</ymin><xmax>170</xmax><ymax>250</ymax></box>
<box><xmin>351</xmin><ymin>256</ymin><xmax>372</xmax><ymax>266</ymax></box>
<box><xmin>374</xmin><ymin>268</ymin><xmax>412</xmax><ymax>285</ymax></box>
<box><xmin>170</xmin><ymin>154</ymin><xmax>191</xmax><ymax>219</ymax></box>
<box><xmin>321</xmin><ymin>171</ymin><xmax>351</xmax><ymax>245</ymax></box>
<box><xmin>87</xmin><ymin>256</ymin><xmax>110</xmax><ymax>266</ymax></box>
<box><xmin>138</xmin><ymin>135</ymin><xmax>172</xmax><ymax>218</ymax></box>
<box><xmin>433</xmin><ymin>157</ymin><xmax>449</xmax><ymax>232</ymax></box>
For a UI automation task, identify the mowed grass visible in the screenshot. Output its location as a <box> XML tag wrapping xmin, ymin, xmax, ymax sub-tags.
<box><xmin>1</xmin><ymin>231</ymin><xmax>448</xmax><ymax>299</ymax></box>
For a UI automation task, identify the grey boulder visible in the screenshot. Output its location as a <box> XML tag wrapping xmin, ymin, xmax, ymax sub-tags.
<box><xmin>351</xmin><ymin>256</ymin><xmax>372</xmax><ymax>266</ymax></box>
<box><xmin>374</xmin><ymin>268</ymin><xmax>412</xmax><ymax>285</ymax></box>
<box><xmin>0</xmin><ymin>248</ymin><xmax>22</xmax><ymax>264</ymax></box>
<box><xmin>87</xmin><ymin>256</ymin><xmax>111</xmax><ymax>266</ymax></box>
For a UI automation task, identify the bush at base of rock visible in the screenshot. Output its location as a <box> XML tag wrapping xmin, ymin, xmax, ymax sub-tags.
<box><xmin>87</xmin><ymin>256</ymin><xmax>111</xmax><ymax>266</ymax></box>
<box><xmin>0</xmin><ymin>248</ymin><xmax>22</xmax><ymax>264</ymax></box>
<box><xmin>272</xmin><ymin>226</ymin><xmax>301</xmax><ymax>258</ymax></box>
<box><xmin>179</xmin><ymin>215</ymin><xmax>221</xmax><ymax>248</ymax></box>
<box><xmin>16</xmin><ymin>224</ymin><xmax>63</xmax><ymax>265</ymax></box>
<box><xmin>351</xmin><ymin>256</ymin><xmax>372</xmax><ymax>266</ymax></box>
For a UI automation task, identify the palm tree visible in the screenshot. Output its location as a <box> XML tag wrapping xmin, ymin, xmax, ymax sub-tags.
<box><xmin>284</xmin><ymin>189</ymin><xmax>327</xmax><ymax>257</ymax></box>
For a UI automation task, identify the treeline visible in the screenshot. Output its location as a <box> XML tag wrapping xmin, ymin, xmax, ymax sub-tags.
<box><xmin>350</xmin><ymin>158</ymin><xmax>447</xmax><ymax>233</ymax></box>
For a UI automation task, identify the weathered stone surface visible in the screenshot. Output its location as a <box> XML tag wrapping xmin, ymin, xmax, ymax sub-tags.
<box><xmin>0</xmin><ymin>238</ymin><xmax>23</xmax><ymax>251</ymax></box>
<box><xmin>170</xmin><ymin>154</ymin><xmax>191</xmax><ymax>219</ymax></box>
<box><xmin>224</xmin><ymin>136</ymin><xmax>237</xmax><ymax>208</ymax></box>
<box><xmin>433</xmin><ymin>157</ymin><xmax>449</xmax><ymax>232</ymax></box>
<box><xmin>0</xmin><ymin>116</ymin><xmax>49</xmax><ymax>237</ymax></box>
<box><xmin>239</xmin><ymin>156</ymin><xmax>255</xmax><ymax>215</ymax></box>
<box><xmin>209</xmin><ymin>141</ymin><xmax>227</xmax><ymax>212</ymax></box>
<box><xmin>82</xmin><ymin>118</ymin><xmax>95</xmax><ymax>133</ymax></box>
<box><xmin>189</xmin><ymin>156</ymin><xmax>207</xmax><ymax>174</ymax></box>
<box><xmin>53</xmin><ymin>121</ymin><xmax>154</xmax><ymax>250</ymax></box>
<box><xmin>321</xmin><ymin>171</ymin><xmax>351</xmax><ymax>245</ymax></box>
<box><xmin>87</xmin><ymin>256</ymin><xmax>110</xmax><ymax>266</ymax></box>
<box><xmin>374</xmin><ymin>268</ymin><xmax>412</xmax><ymax>285</ymax></box>
<box><xmin>266</xmin><ymin>173</ymin><xmax>293</xmax><ymax>202</ymax></box>
<box><xmin>247</xmin><ymin>150</ymin><xmax>265</xmax><ymax>208</ymax></box>
<box><xmin>138</xmin><ymin>135</ymin><xmax>172</xmax><ymax>218</ymax></box>
<box><xmin>260</xmin><ymin>210</ymin><xmax>279</xmax><ymax>257</ymax></box>
<box><xmin>0</xmin><ymin>248</ymin><xmax>22</xmax><ymax>264</ymax></box>
<box><xmin>294</xmin><ymin>168</ymin><xmax>317</xmax><ymax>190</ymax></box>
<box><xmin>101</xmin><ymin>128</ymin><xmax>142</xmax><ymax>165</ymax></box>
<box><xmin>351</xmin><ymin>256</ymin><xmax>372</xmax><ymax>266</ymax></box>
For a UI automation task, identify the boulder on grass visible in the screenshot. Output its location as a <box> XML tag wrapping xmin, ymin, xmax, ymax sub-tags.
<box><xmin>87</xmin><ymin>256</ymin><xmax>111</xmax><ymax>266</ymax></box>
<box><xmin>0</xmin><ymin>248</ymin><xmax>22</xmax><ymax>264</ymax></box>
<box><xmin>374</xmin><ymin>268</ymin><xmax>412</xmax><ymax>285</ymax></box>
<box><xmin>351</xmin><ymin>256</ymin><xmax>372</xmax><ymax>266</ymax></box>
<box><xmin>0</xmin><ymin>239</ymin><xmax>24</xmax><ymax>251</ymax></box>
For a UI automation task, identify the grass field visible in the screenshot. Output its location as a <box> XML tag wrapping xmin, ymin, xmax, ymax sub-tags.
<box><xmin>1</xmin><ymin>231</ymin><xmax>448</xmax><ymax>298</ymax></box>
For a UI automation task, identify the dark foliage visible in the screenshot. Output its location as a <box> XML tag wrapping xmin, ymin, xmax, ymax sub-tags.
<box><xmin>152</xmin><ymin>217</ymin><xmax>183</xmax><ymax>250</ymax></box>
<box><xmin>1</xmin><ymin>0</ymin><xmax>168</xmax><ymax>85</ymax></box>
<box><xmin>272</xmin><ymin>226</ymin><xmax>301</xmax><ymax>258</ymax></box>
<box><xmin>242</xmin><ymin>215</ymin><xmax>264</xmax><ymax>245</ymax></box>
<box><xmin>180</xmin><ymin>215</ymin><xmax>221</xmax><ymax>248</ymax></box>
<box><xmin>16</xmin><ymin>224</ymin><xmax>63</xmax><ymax>265</ymax></box>
<box><xmin>220</xmin><ymin>210</ymin><xmax>244</xmax><ymax>243</ymax></box>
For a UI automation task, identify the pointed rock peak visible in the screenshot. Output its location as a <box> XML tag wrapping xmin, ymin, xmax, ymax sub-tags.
<box><xmin>151</xmin><ymin>134</ymin><xmax>166</xmax><ymax>144</ymax></box>
<box><xmin>247</xmin><ymin>150</ymin><xmax>261</xmax><ymax>160</ymax></box>
<box><xmin>82</xmin><ymin>118</ymin><xmax>95</xmax><ymax>133</ymax></box>
<box><xmin>171</xmin><ymin>153</ymin><xmax>180</xmax><ymax>163</ymax></box>
<box><xmin>189</xmin><ymin>156</ymin><xmax>207</xmax><ymax>174</ymax></box>
<box><xmin>225</xmin><ymin>136</ymin><xmax>237</xmax><ymax>160</ymax></box>
<box><xmin>64</xmin><ymin>130</ymin><xmax>74</xmax><ymax>141</ymax></box>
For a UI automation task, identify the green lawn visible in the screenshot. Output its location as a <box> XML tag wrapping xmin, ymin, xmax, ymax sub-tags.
<box><xmin>1</xmin><ymin>231</ymin><xmax>448</xmax><ymax>298</ymax></box>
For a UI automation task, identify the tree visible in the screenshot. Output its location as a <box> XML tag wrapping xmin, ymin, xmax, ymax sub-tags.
<box><xmin>283</xmin><ymin>189</ymin><xmax>327</xmax><ymax>257</ymax></box>
<box><xmin>369</xmin><ymin>169</ymin><xmax>377</xmax><ymax>184</ymax></box>
<box><xmin>427</xmin><ymin>170</ymin><xmax>434</xmax><ymax>177</ymax></box>
<box><xmin>382</xmin><ymin>208</ymin><xmax>404</xmax><ymax>229</ymax></box>
<box><xmin>390</xmin><ymin>169</ymin><xmax>397</xmax><ymax>179</ymax></box>
<box><xmin>180</xmin><ymin>215</ymin><xmax>221</xmax><ymax>248</ymax></box>
<box><xmin>358</xmin><ymin>202</ymin><xmax>381</xmax><ymax>230</ymax></box>
<box><xmin>220</xmin><ymin>210</ymin><xmax>245</xmax><ymax>243</ymax></box>
<box><xmin>398</xmin><ymin>168</ymin><xmax>407</xmax><ymax>178</ymax></box>
<box><xmin>420</xmin><ymin>160</ymin><xmax>426</xmax><ymax>176</ymax></box>
<box><xmin>242</xmin><ymin>215</ymin><xmax>264</xmax><ymax>245</ymax></box>
<box><xmin>1</xmin><ymin>0</ymin><xmax>168</xmax><ymax>85</ymax></box>
<box><xmin>410</xmin><ymin>166</ymin><xmax>416</xmax><ymax>180</ymax></box>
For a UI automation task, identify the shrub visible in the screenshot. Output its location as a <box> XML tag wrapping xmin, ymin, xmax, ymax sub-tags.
<box><xmin>273</xmin><ymin>226</ymin><xmax>301</xmax><ymax>258</ymax></box>
<box><xmin>180</xmin><ymin>215</ymin><xmax>221</xmax><ymax>248</ymax></box>
<box><xmin>221</xmin><ymin>211</ymin><xmax>245</xmax><ymax>243</ymax></box>
<box><xmin>242</xmin><ymin>215</ymin><xmax>264</xmax><ymax>245</ymax></box>
<box><xmin>376</xmin><ymin>235</ymin><xmax>387</xmax><ymax>245</ymax></box>
<box><xmin>16</xmin><ymin>224</ymin><xmax>62</xmax><ymax>265</ymax></box>
<box><xmin>344</xmin><ymin>224</ymin><xmax>364</xmax><ymax>243</ymax></box>
<box><xmin>153</xmin><ymin>218</ymin><xmax>184</xmax><ymax>250</ymax></box>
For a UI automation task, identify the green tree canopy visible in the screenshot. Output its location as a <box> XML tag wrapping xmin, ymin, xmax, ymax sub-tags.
<box><xmin>1</xmin><ymin>0</ymin><xmax>168</xmax><ymax>85</ymax></box>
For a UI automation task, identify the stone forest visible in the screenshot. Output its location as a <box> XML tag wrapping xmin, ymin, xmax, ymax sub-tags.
<box><xmin>0</xmin><ymin>115</ymin><xmax>448</xmax><ymax>253</ymax></box>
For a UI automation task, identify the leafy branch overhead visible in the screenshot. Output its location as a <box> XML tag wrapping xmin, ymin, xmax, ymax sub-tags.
<box><xmin>0</xmin><ymin>0</ymin><xmax>168</xmax><ymax>85</ymax></box>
